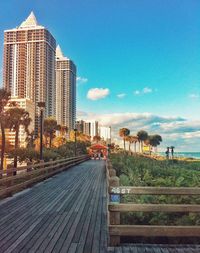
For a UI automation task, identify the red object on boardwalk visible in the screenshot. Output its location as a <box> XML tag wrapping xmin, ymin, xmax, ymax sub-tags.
<box><xmin>90</xmin><ymin>144</ymin><xmax>108</xmax><ymax>150</ymax></box>
<box><xmin>89</xmin><ymin>144</ymin><xmax>108</xmax><ymax>159</ymax></box>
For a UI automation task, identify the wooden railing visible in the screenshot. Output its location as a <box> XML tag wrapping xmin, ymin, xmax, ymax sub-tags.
<box><xmin>106</xmin><ymin>160</ymin><xmax>200</xmax><ymax>246</ymax></box>
<box><xmin>0</xmin><ymin>155</ymin><xmax>89</xmax><ymax>199</ymax></box>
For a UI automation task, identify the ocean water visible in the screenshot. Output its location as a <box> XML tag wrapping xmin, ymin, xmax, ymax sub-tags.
<box><xmin>159</xmin><ymin>152</ymin><xmax>200</xmax><ymax>159</ymax></box>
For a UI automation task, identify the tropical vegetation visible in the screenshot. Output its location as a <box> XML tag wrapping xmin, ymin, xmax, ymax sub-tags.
<box><xmin>110</xmin><ymin>153</ymin><xmax>200</xmax><ymax>243</ymax></box>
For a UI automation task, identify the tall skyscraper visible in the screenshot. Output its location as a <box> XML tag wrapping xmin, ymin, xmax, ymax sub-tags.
<box><xmin>3</xmin><ymin>12</ymin><xmax>56</xmax><ymax>133</ymax></box>
<box><xmin>56</xmin><ymin>45</ymin><xmax>76</xmax><ymax>132</ymax></box>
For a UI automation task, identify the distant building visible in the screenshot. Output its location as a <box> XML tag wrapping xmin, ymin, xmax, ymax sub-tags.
<box><xmin>83</xmin><ymin>122</ymin><xmax>91</xmax><ymax>136</ymax></box>
<box><xmin>76</xmin><ymin>120</ymin><xmax>111</xmax><ymax>143</ymax></box>
<box><xmin>75</xmin><ymin>120</ymin><xmax>84</xmax><ymax>133</ymax></box>
<box><xmin>90</xmin><ymin>121</ymin><xmax>99</xmax><ymax>138</ymax></box>
<box><xmin>56</xmin><ymin>45</ymin><xmax>76</xmax><ymax>133</ymax></box>
<box><xmin>99</xmin><ymin>126</ymin><xmax>111</xmax><ymax>144</ymax></box>
<box><xmin>5</xmin><ymin>97</ymin><xmax>35</xmax><ymax>148</ymax></box>
<box><xmin>3</xmin><ymin>12</ymin><xmax>56</xmax><ymax>134</ymax></box>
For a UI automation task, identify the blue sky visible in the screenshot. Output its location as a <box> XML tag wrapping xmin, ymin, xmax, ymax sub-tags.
<box><xmin>0</xmin><ymin>0</ymin><xmax>200</xmax><ymax>151</ymax></box>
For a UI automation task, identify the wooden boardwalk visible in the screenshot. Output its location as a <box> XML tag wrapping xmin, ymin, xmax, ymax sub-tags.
<box><xmin>0</xmin><ymin>160</ymin><xmax>199</xmax><ymax>253</ymax></box>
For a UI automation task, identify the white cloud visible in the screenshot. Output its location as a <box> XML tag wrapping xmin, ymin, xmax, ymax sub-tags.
<box><xmin>189</xmin><ymin>93</ymin><xmax>199</xmax><ymax>99</ymax></box>
<box><xmin>76</xmin><ymin>76</ymin><xmax>88</xmax><ymax>84</ymax></box>
<box><xmin>87</xmin><ymin>88</ymin><xmax>110</xmax><ymax>100</ymax></box>
<box><xmin>134</xmin><ymin>90</ymin><xmax>140</xmax><ymax>95</ymax></box>
<box><xmin>143</xmin><ymin>87</ymin><xmax>152</xmax><ymax>93</ymax></box>
<box><xmin>117</xmin><ymin>93</ymin><xmax>126</xmax><ymax>98</ymax></box>
<box><xmin>134</xmin><ymin>87</ymin><xmax>153</xmax><ymax>95</ymax></box>
<box><xmin>77</xmin><ymin>110</ymin><xmax>200</xmax><ymax>151</ymax></box>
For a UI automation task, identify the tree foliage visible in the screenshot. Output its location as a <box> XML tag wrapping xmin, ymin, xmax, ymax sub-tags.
<box><xmin>6</xmin><ymin>107</ymin><xmax>31</xmax><ymax>169</ymax></box>
<box><xmin>44</xmin><ymin>117</ymin><xmax>59</xmax><ymax>148</ymax></box>
<box><xmin>119</xmin><ymin>128</ymin><xmax>130</xmax><ymax>151</ymax></box>
<box><xmin>0</xmin><ymin>88</ymin><xmax>10</xmax><ymax>170</ymax></box>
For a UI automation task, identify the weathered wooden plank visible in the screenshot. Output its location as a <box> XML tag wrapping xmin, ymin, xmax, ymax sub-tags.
<box><xmin>0</xmin><ymin>185</ymin><xmax>70</xmax><ymax>251</ymax></box>
<box><xmin>109</xmin><ymin>186</ymin><xmax>200</xmax><ymax>195</ymax></box>
<box><xmin>73</xmin><ymin>165</ymin><xmax>103</xmax><ymax>253</ymax></box>
<box><xmin>40</xmin><ymin>167</ymin><xmax>98</xmax><ymax>252</ymax></box>
<box><xmin>0</xmin><ymin>161</ymin><xmax>91</xmax><ymax>250</ymax></box>
<box><xmin>22</xmin><ymin>171</ymin><xmax>95</xmax><ymax>252</ymax></box>
<box><xmin>109</xmin><ymin>225</ymin><xmax>200</xmax><ymax>237</ymax></box>
<box><xmin>15</xmin><ymin>168</ymin><xmax>88</xmax><ymax>252</ymax></box>
<box><xmin>109</xmin><ymin>204</ymin><xmax>200</xmax><ymax>213</ymax></box>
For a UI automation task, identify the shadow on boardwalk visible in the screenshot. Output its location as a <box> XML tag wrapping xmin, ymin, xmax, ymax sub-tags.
<box><xmin>0</xmin><ymin>160</ymin><xmax>200</xmax><ymax>253</ymax></box>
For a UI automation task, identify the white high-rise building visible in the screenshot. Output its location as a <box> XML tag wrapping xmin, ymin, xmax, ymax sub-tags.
<box><xmin>3</xmin><ymin>12</ymin><xmax>56</xmax><ymax>134</ymax></box>
<box><xmin>99</xmin><ymin>126</ymin><xmax>111</xmax><ymax>144</ymax></box>
<box><xmin>90</xmin><ymin>121</ymin><xmax>98</xmax><ymax>139</ymax></box>
<box><xmin>56</xmin><ymin>45</ymin><xmax>76</xmax><ymax>132</ymax></box>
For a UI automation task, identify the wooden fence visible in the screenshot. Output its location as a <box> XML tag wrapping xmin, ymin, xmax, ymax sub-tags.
<box><xmin>106</xmin><ymin>159</ymin><xmax>200</xmax><ymax>246</ymax></box>
<box><xmin>0</xmin><ymin>155</ymin><xmax>89</xmax><ymax>199</ymax></box>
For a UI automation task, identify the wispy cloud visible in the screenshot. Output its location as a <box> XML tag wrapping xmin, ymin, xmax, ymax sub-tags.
<box><xmin>76</xmin><ymin>76</ymin><xmax>88</xmax><ymax>84</ymax></box>
<box><xmin>117</xmin><ymin>93</ymin><xmax>126</xmax><ymax>98</ymax></box>
<box><xmin>87</xmin><ymin>88</ymin><xmax>110</xmax><ymax>100</ymax></box>
<box><xmin>134</xmin><ymin>87</ymin><xmax>154</xmax><ymax>95</ymax></box>
<box><xmin>189</xmin><ymin>93</ymin><xmax>199</xmax><ymax>99</ymax></box>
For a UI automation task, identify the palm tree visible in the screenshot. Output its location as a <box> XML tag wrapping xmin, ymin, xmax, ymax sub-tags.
<box><xmin>6</xmin><ymin>107</ymin><xmax>31</xmax><ymax>172</ymax></box>
<box><xmin>0</xmin><ymin>89</ymin><xmax>11</xmax><ymax>171</ymax></box>
<box><xmin>59</xmin><ymin>125</ymin><xmax>68</xmax><ymax>137</ymax></box>
<box><xmin>44</xmin><ymin>117</ymin><xmax>59</xmax><ymax>148</ymax></box>
<box><xmin>148</xmin><ymin>134</ymin><xmax>162</xmax><ymax>154</ymax></box>
<box><xmin>137</xmin><ymin>130</ymin><xmax>148</xmax><ymax>153</ymax></box>
<box><xmin>131</xmin><ymin>136</ymin><xmax>138</xmax><ymax>153</ymax></box>
<box><xmin>119</xmin><ymin>128</ymin><xmax>130</xmax><ymax>151</ymax></box>
<box><xmin>125</xmin><ymin>136</ymin><xmax>131</xmax><ymax>152</ymax></box>
<box><xmin>93</xmin><ymin>135</ymin><xmax>101</xmax><ymax>143</ymax></box>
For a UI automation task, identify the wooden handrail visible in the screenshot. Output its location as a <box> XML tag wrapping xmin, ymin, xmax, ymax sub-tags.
<box><xmin>109</xmin><ymin>186</ymin><xmax>200</xmax><ymax>195</ymax></box>
<box><xmin>109</xmin><ymin>225</ymin><xmax>200</xmax><ymax>237</ymax></box>
<box><xmin>0</xmin><ymin>156</ymin><xmax>85</xmax><ymax>184</ymax></box>
<box><xmin>0</xmin><ymin>155</ymin><xmax>89</xmax><ymax>198</ymax></box>
<box><xmin>109</xmin><ymin>203</ymin><xmax>200</xmax><ymax>213</ymax></box>
<box><xmin>0</xmin><ymin>156</ymin><xmax>79</xmax><ymax>175</ymax></box>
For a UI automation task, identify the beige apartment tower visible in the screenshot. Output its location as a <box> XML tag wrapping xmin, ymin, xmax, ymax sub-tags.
<box><xmin>3</xmin><ymin>12</ymin><xmax>56</xmax><ymax>134</ymax></box>
<box><xmin>56</xmin><ymin>45</ymin><xmax>76</xmax><ymax>133</ymax></box>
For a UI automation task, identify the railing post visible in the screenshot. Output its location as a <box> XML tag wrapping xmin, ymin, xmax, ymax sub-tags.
<box><xmin>27</xmin><ymin>161</ymin><xmax>33</xmax><ymax>172</ymax></box>
<box><xmin>6</xmin><ymin>164</ymin><xmax>14</xmax><ymax>189</ymax></box>
<box><xmin>109</xmin><ymin>174</ymin><xmax>120</xmax><ymax>246</ymax></box>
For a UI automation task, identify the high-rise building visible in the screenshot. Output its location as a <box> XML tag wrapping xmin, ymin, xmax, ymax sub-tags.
<box><xmin>3</xmin><ymin>12</ymin><xmax>56</xmax><ymax>134</ymax></box>
<box><xmin>56</xmin><ymin>45</ymin><xmax>76</xmax><ymax>133</ymax></box>
<box><xmin>90</xmin><ymin>121</ymin><xmax>99</xmax><ymax>138</ymax></box>
<box><xmin>99</xmin><ymin>126</ymin><xmax>111</xmax><ymax>144</ymax></box>
<box><xmin>83</xmin><ymin>122</ymin><xmax>91</xmax><ymax>136</ymax></box>
<box><xmin>75</xmin><ymin>120</ymin><xmax>84</xmax><ymax>133</ymax></box>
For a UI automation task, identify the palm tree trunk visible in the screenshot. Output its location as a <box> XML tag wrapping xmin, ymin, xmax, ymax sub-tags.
<box><xmin>134</xmin><ymin>142</ymin><xmax>136</xmax><ymax>153</ymax></box>
<box><xmin>14</xmin><ymin>126</ymin><xmax>19</xmax><ymax>174</ymax></box>
<box><xmin>0</xmin><ymin>122</ymin><xmax>5</xmax><ymax>174</ymax></box>
<box><xmin>123</xmin><ymin>138</ymin><xmax>126</xmax><ymax>151</ymax></box>
<box><xmin>50</xmin><ymin>134</ymin><xmax>52</xmax><ymax>148</ymax></box>
<box><xmin>129</xmin><ymin>142</ymin><xmax>131</xmax><ymax>152</ymax></box>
